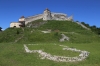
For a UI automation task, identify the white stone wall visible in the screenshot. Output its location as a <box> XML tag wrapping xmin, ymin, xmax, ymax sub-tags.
<box><xmin>43</xmin><ymin>9</ymin><xmax>52</xmax><ymax>20</ymax></box>
<box><xmin>10</xmin><ymin>9</ymin><xmax>74</xmax><ymax>28</ymax></box>
<box><xmin>24</xmin><ymin>9</ymin><xmax>73</xmax><ymax>25</ymax></box>
<box><xmin>10</xmin><ymin>22</ymin><xmax>21</xmax><ymax>28</ymax></box>
<box><xmin>24</xmin><ymin>44</ymin><xmax>90</xmax><ymax>62</ymax></box>
<box><xmin>25</xmin><ymin>14</ymin><xmax>43</xmax><ymax>24</ymax></box>
<box><xmin>25</xmin><ymin>13</ymin><xmax>72</xmax><ymax>25</ymax></box>
<box><xmin>19</xmin><ymin>18</ymin><xmax>25</xmax><ymax>21</ymax></box>
<box><xmin>10</xmin><ymin>9</ymin><xmax>73</xmax><ymax>27</ymax></box>
<box><xmin>51</xmin><ymin>12</ymin><xmax>67</xmax><ymax>17</ymax></box>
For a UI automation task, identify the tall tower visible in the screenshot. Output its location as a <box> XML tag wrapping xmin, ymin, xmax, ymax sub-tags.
<box><xmin>19</xmin><ymin>16</ymin><xmax>25</xmax><ymax>27</ymax></box>
<box><xmin>43</xmin><ymin>8</ymin><xmax>52</xmax><ymax>20</ymax></box>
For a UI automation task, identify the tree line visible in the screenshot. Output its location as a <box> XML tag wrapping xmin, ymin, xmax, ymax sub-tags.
<box><xmin>81</xmin><ymin>22</ymin><xmax>100</xmax><ymax>35</ymax></box>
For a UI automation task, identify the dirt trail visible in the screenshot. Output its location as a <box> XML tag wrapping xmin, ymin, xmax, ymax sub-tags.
<box><xmin>14</xmin><ymin>28</ymin><xmax>24</xmax><ymax>43</ymax></box>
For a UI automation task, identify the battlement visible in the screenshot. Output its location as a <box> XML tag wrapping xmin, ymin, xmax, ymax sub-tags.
<box><xmin>25</xmin><ymin>9</ymin><xmax>73</xmax><ymax>24</ymax></box>
<box><xmin>51</xmin><ymin>12</ymin><xmax>67</xmax><ymax>16</ymax></box>
<box><xmin>25</xmin><ymin>14</ymin><xmax>43</xmax><ymax>24</ymax></box>
<box><xmin>10</xmin><ymin>8</ymin><xmax>73</xmax><ymax>28</ymax></box>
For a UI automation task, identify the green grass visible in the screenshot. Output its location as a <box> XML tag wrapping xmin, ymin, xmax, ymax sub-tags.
<box><xmin>0</xmin><ymin>20</ymin><xmax>100</xmax><ymax>66</ymax></box>
<box><xmin>36</xmin><ymin>20</ymin><xmax>86</xmax><ymax>32</ymax></box>
<box><xmin>18</xmin><ymin>30</ymin><xmax>61</xmax><ymax>43</ymax></box>
<box><xmin>27</xmin><ymin>44</ymin><xmax>80</xmax><ymax>57</ymax></box>
<box><xmin>0</xmin><ymin>20</ymin><xmax>99</xmax><ymax>43</ymax></box>
<box><xmin>0</xmin><ymin>42</ymin><xmax>100</xmax><ymax>66</ymax></box>
<box><xmin>0</xmin><ymin>28</ymin><xmax>23</xmax><ymax>43</ymax></box>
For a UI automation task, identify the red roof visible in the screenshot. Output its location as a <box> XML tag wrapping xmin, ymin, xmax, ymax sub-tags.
<box><xmin>45</xmin><ymin>8</ymin><xmax>50</xmax><ymax>11</ymax></box>
<box><xmin>20</xmin><ymin>16</ymin><xmax>25</xmax><ymax>18</ymax></box>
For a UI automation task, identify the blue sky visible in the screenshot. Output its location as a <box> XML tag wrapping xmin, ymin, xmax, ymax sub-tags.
<box><xmin>0</xmin><ymin>0</ymin><xmax>100</xmax><ymax>29</ymax></box>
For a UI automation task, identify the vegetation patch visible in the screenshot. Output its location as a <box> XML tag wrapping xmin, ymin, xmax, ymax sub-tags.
<box><xmin>27</xmin><ymin>44</ymin><xmax>80</xmax><ymax>57</ymax></box>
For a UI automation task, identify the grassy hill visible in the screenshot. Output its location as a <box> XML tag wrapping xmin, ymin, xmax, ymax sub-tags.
<box><xmin>0</xmin><ymin>20</ymin><xmax>100</xmax><ymax>66</ymax></box>
<box><xmin>0</xmin><ymin>20</ymin><xmax>99</xmax><ymax>43</ymax></box>
<box><xmin>0</xmin><ymin>28</ymin><xmax>23</xmax><ymax>43</ymax></box>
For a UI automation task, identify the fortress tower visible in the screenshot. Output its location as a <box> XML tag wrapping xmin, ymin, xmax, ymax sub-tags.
<box><xmin>43</xmin><ymin>8</ymin><xmax>52</xmax><ymax>20</ymax></box>
<box><xmin>19</xmin><ymin>16</ymin><xmax>25</xmax><ymax>27</ymax></box>
<box><xmin>10</xmin><ymin>8</ymin><xmax>73</xmax><ymax>28</ymax></box>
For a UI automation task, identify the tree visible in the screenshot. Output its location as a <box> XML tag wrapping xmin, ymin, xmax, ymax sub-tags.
<box><xmin>81</xmin><ymin>22</ymin><xmax>90</xmax><ymax>28</ymax></box>
<box><xmin>0</xmin><ymin>27</ymin><xmax>2</xmax><ymax>31</ymax></box>
<box><xmin>76</xmin><ymin>21</ymin><xmax>79</xmax><ymax>22</ymax></box>
<box><xmin>97</xmin><ymin>28</ymin><xmax>100</xmax><ymax>35</ymax></box>
<box><xmin>81</xmin><ymin>22</ymin><xmax>85</xmax><ymax>25</ymax></box>
<box><xmin>91</xmin><ymin>25</ymin><xmax>96</xmax><ymax>29</ymax></box>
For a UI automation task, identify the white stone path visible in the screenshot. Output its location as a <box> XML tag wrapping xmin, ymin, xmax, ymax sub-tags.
<box><xmin>24</xmin><ymin>44</ymin><xmax>90</xmax><ymax>62</ymax></box>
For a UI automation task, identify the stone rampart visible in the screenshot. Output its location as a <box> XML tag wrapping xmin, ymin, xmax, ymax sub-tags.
<box><xmin>25</xmin><ymin>14</ymin><xmax>43</xmax><ymax>24</ymax></box>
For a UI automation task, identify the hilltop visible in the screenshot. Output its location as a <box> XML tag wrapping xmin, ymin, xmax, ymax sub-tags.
<box><xmin>0</xmin><ymin>20</ymin><xmax>99</xmax><ymax>43</ymax></box>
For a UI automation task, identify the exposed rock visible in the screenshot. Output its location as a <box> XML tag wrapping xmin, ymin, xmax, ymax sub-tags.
<box><xmin>41</xmin><ymin>30</ymin><xmax>51</xmax><ymax>33</ymax></box>
<box><xmin>60</xmin><ymin>34</ymin><xmax>69</xmax><ymax>42</ymax></box>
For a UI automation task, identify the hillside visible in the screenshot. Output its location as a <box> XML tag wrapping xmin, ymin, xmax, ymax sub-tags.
<box><xmin>0</xmin><ymin>20</ymin><xmax>99</xmax><ymax>43</ymax></box>
<box><xmin>0</xmin><ymin>20</ymin><xmax>100</xmax><ymax>66</ymax></box>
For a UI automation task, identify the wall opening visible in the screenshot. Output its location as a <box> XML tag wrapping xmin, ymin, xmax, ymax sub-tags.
<box><xmin>13</xmin><ymin>26</ymin><xmax>16</xmax><ymax>27</ymax></box>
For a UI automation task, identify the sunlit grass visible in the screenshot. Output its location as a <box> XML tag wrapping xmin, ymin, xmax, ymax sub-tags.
<box><xmin>0</xmin><ymin>20</ymin><xmax>100</xmax><ymax>66</ymax></box>
<box><xmin>0</xmin><ymin>42</ymin><xmax>100</xmax><ymax>66</ymax></box>
<box><xmin>27</xmin><ymin>44</ymin><xmax>80</xmax><ymax>57</ymax></box>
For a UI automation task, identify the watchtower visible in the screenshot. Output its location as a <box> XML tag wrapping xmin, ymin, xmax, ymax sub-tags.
<box><xmin>43</xmin><ymin>8</ymin><xmax>52</xmax><ymax>20</ymax></box>
<box><xmin>19</xmin><ymin>16</ymin><xmax>25</xmax><ymax>27</ymax></box>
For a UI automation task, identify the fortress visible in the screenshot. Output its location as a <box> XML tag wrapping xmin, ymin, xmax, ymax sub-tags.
<box><xmin>10</xmin><ymin>8</ymin><xmax>73</xmax><ymax>28</ymax></box>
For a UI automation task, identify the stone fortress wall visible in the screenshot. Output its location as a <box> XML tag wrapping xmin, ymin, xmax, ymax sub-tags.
<box><xmin>10</xmin><ymin>8</ymin><xmax>73</xmax><ymax>28</ymax></box>
<box><xmin>10</xmin><ymin>22</ymin><xmax>21</xmax><ymax>28</ymax></box>
<box><xmin>10</xmin><ymin>8</ymin><xmax>89</xmax><ymax>30</ymax></box>
<box><xmin>51</xmin><ymin>12</ymin><xmax>73</xmax><ymax>21</ymax></box>
<box><xmin>25</xmin><ymin>8</ymin><xmax>73</xmax><ymax>24</ymax></box>
<box><xmin>25</xmin><ymin>14</ymin><xmax>43</xmax><ymax>25</ymax></box>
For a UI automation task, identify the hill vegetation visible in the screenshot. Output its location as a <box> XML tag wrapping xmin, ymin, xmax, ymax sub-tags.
<box><xmin>0</xmin><ymin>20</ymin><xmax>100</xmax><ymax>66</ymax></box>
<box><xmin>0</xmin><ymin>20</ymin><xmax>100</xmax><ymax>43</ymax></box>
<box><xmin>81</xmin><ymin>22</ymin><xmax>100</xmax><ymax>35</ymax></box>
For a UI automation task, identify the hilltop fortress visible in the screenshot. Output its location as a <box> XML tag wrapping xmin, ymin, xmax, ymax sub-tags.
<box><xmin>10</xmin><ymin>8</ymin><xmax>73</xmax><ymax>28</ymax></box>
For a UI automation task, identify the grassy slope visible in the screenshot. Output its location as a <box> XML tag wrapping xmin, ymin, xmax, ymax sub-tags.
<box><xmin>0</xmin><ymin>20</ymin><xmax>100</xmax><ymax>66</ymax></box>
<box><xmin>36</xmin><ymin>20</ymin><xmax>85</xmax><ymax>32</ymax></box>
<box><xmin>0</xmin><ymin>43</ymin><xmax>100</xmax><ymax>66</ymax></box>
<box><xmin>0</xmin><ymin>28</ymin><xmax>23</xmax><ymax>43</ymax></box>
<box><xmin>0</xmin><ymin>20</ymin><xmax>99</xmax><ymax>43</ymax></box>
<box><xmin>27</xmin><ymin>44</ymin><xmax>80</xmax><ymax>57</ymax></box>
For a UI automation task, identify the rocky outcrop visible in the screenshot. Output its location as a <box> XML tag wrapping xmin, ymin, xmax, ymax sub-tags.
<box><xmin>41</xmin><ymin>30</ymin><xmax>51</xmax><ymax>33</ymax></box>
<box><xmin>60</xmin><ymin>34</ymin><xmax>69</xmax><ymax>42</ymax></box>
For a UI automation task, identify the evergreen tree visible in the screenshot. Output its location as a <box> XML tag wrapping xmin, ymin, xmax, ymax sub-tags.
<box><xmin>0</xmin><ymin>27</ymin><xmax>2</xmax><ymax>31</ymax></box>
